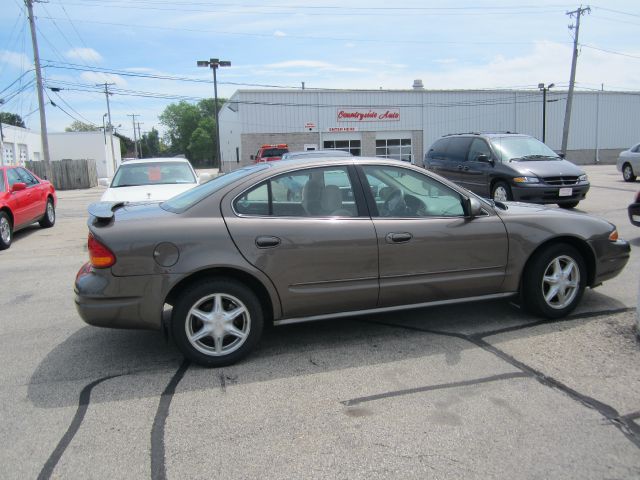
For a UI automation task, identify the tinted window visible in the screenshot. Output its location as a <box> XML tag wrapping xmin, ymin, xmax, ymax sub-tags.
<box><xmin>260</xmin><ymin>148</ymin><xmax>288</xmax><ymax>158</ymax></box>
<box><xmin>363</xmin><ymin>165</ymin><xmax>465</xmax><ymax>218</ymax></box>
<box><xmin>445</xmin><ymin>137</ymin><xmax>473</xmax><ymax>162</ymax></box>
<box><xmin>0</xmin><ymin>171</ymin><xmax>5</xmax><ymax>192</ymax></box>
<box><xmin>429</xmin><ymin>138</ymin><xmax>450</xmax><ymax>156</ymax></box>
<box><xmin>17</xmin><ymin>168</ymin><xmax>39</xmax><ymax>186</ymax></box>
<box><xmin>234</xmin><ymin>166</ymin><xmax>357</xmax><ymax>218</ymax></box>
<box><xmin>467</xmin><ymin>138</ymin><xmax>492</xmax><ymax>162</ymax></box>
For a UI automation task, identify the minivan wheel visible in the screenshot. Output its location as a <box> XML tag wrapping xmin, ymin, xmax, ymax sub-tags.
<box><xmin>171</xmin><ymin>278</ymin><xmax>264</xmax><ymax>367</ymax></box>
<box><xmin>522</xmin><ymin>243</ymin><xmax>586</xmax><ymax>319</ymax></box>
<box><xmin>622</xmin><ymin>163</ymin><xmax>637</xmax><ymax>182</ymax></box>
<box><xmin>491</xmin><ymin>181</ymin><xmax>512</xmax><ymax>202</ymax></box>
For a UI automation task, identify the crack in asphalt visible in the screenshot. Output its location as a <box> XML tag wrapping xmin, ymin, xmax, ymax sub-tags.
<box><xmin>37</xmin><ymin>374</ymin><xmax>122</xmax><ymax>480</ymax></box>
<box><xmin>150</xmin><ymin>360</ymin><xmax>190</xmax><ymax>480</ymax></box>
<box><xmin>342</xmin><ymin>372</ymin><xmax>530</xmax><ymax>406</ymax></box>
<box><xmin>359</xmin><ymin>309</ymin><xmax>640</xmax><ymax>450</ymax></box>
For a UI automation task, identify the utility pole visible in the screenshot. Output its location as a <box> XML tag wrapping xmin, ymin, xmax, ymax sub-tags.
<box><xmin>137</xmin><ymin>122</ymin><xmax>144</xmax><ymax>158</ymax></box>
<box><xmin>128</xmin><ymin>114</ymin><xmax>139</xmax><ymax>158</ymax></box>
<box><xmin>561</xmin><ymin>5</ymin><xmax>590</xmax><ymax>156</ymax></box>
<box><xmin>538</xmin><ymin>83</ymin><xmax>554</xmax><ymax>143</ymax></box>
<box><xmin>100</xmin><ymin>83</ymin><xmax>117</xmax><ymax>175</ymax></box>
<box><xmin>25</xmin><ymin>0</ymin><xmax>51</xmax><ymax>173</ymax></box>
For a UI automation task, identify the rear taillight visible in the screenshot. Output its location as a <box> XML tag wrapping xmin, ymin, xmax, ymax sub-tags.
<box><xmin>88</xmin><ymin>233</ymin><xmax>116</xmax><ymax>268</ymax></box>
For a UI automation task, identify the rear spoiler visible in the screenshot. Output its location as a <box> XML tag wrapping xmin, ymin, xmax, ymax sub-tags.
<box><xmin>87</xmin><ymin>201</ymin><xmax>126</xmax><ymax>220</ymax></box>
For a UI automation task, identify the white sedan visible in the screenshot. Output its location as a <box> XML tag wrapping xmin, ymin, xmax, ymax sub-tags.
<box><xmin>616</xmin><ymin>142</ymin><xmax>640</xmax><ymax>182</ymax></box>
<box><xmin>101</xmin><ymin>158</ymin><xmax>200</xmax><ymax>202</ymax></box>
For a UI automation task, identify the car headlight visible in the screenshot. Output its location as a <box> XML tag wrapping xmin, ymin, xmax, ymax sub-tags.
<box><xmin>578</xmin><ymin>174</ymin><xmax>588</xmax><ymax>182</ymax></box>
<box><xmin>513</xmin><ymin>176</ymin><xmax>539</xmax><ymax>184</ymax></box>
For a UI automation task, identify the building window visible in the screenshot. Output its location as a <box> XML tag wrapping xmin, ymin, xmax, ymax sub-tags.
<box><xmin>323</xmin><ymin>139</ymin><xmax>361</xmax><ymax>156</ymax></box>
<box><xmin>375</xmin><ymin>138</ymin><xmax>412</xmax><ymax>162</ymax></box>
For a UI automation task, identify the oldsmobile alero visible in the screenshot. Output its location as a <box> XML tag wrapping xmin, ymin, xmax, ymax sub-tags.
<box><xmin>75</xmin><ymin>157</ymin><xmax>630</xmax><ymax>367</ymax></box>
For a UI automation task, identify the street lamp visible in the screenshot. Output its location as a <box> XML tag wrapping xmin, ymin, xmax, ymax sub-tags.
<box><xmin>197</xmin><ymin>58</ymin><xmax>231</xmax><ymax>171</ymax></box>
<box><xmin>538</xmin><ymin>83</ymin><xmax>555</xmax><ymax>143</ymax></box>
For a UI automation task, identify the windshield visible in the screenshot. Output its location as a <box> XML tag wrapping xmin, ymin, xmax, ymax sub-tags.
<box><xmin>161</xmin><ymin>164</ymin><xmax>269</xmax><ymax>213</ymax></box>
<box><xmin>112</xmin><ymin>161</ymin><xmax>196</xmax><ymax>187</ymax></box>
<box><xmin>261</xmin><ymin>148</ymin><xmax>288</xmax><ymax>158</ymax></box>
<box><xmin>491</xmin><ymin>136</ymin><xmax>559</xmax><ymax>162</ymax></box>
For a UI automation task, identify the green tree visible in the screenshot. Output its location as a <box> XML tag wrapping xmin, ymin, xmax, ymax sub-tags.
<box><xmin>158</xmin><ymin>97</ymin><xmax>225</xmax><ymax>167</ymax></box>
<box><xmin>0</xmin><ymin>112</ymin><xmax>26</xmax><ymax>128</ymax></box>
<box><xmin>140</xmin><ymin>127</ymin><xmax>163</xmax><ymax>158</ymax></box>
<box><xmin>188</xmin><ymin>127</ymin><xmax>214</xmax><ymax>163</ymax></box>
<box><xmin>65</xmin><ymin>120</ymin><xmax>99</xmax><ymax>132</ymax></box>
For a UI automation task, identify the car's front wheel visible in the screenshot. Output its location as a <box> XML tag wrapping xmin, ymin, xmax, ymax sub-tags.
<box><xmin>622</xmin><ymin>163</ymin><xmax>637</xmax><ymax>182</ymax></box>
<box><xmin>0</xmin><ymin>212</ymin><xmax>12</xmax><ymax>250</ymax></box>
<box><xmin>171</xmin><ymin>278</ymin><xmax>264</xmax><ymax>367</ymax></box>
<box><xmin>491</xmin><ymin>181</ymin><xmax>512</xmax><ymax>202</ymax></box>
<box><xmin>39</xmin><ymin>198</ymin><xmax>55</xmax><ymax>228</ymax></box>
<box><xmin>522</xmin><ymin>243</ymin><xmax>586</xmax><ymax>319</ymax></box>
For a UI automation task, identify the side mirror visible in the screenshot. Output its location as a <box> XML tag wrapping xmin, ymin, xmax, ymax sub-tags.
<box><xmin>465</xmin><ymin>197</ymin><xmax>484</xmax><ymax>218</ymax></box>
<box><xmin>476</xmin><ymin>154</ymin><xmax>494</xmax><ymax>165</ymax></box>
<box><xmin>558</xmin><ymin>152</ymin><xmax>565</xmax><ymax>159</ymax></box>
<box><xmin>250</xmin><ymin>155</ymin><xmax>255</xmax><ymax>160</ymax></box>
<box><xmin>11</xmin><ymin>182</ymin><xmax>27</xmax><ymax>192</ymax></box>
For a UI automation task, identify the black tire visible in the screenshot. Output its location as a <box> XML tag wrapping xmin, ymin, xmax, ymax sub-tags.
<box><xmin>522</xmin><ymin>243</ymin><xmax>586</xmax><ymax>319</ymax></box>
<box><xmin>558</xmin><ymin>201</ymin><xmax>579</xmax><ymax>209</ymax></box>
<box><xmin>0</xmin><ymin>211</ymin><xmax>12</xmax><ymax>250</ymax></box>
<box><xmin>39</xmin><ymin>198</ymin><xmax>56</xmax><ymax>228</ymax></box>
<box><xmin>622</xmin><ymin>163</ymin><xmax>637</xmax><ymax>182</ymax></box>
<box><xmin>491</xmin><ymin>181</ymin><xmax>512</xmax><ymax>202</ymax></box>
<box><xmin>171</xmin><ymin>278</ymin><xmax>264</xmax><ymax>367</ymax></box>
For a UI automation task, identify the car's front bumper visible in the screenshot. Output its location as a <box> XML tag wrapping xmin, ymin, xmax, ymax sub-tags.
<box><xmin>75</xmin><ymin>262</ymin><xmax>173</xmax><ymax>330</ymax></box>
<box><xmin>590</xmin><ymin>239</ymin><xmax>631</xmax><ymax>286</ymax></box>
<box><xmin>511</xmin><ymin>183</ymin><xmax>590</xmax><ymax>205</ymax></box>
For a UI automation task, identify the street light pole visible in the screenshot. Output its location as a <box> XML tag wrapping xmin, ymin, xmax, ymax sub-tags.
<box><xmin>197</xmin><ymin>58</ymin><xmax>231</xmax><ymax>171</ymax></box>
<box><xmin>538</xmin><ymin>83</ymin><xmax>554</xmax><ymax>144</ymax></box>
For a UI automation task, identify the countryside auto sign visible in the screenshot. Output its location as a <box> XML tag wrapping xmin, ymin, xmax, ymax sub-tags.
<box><xmin>337</xmin><ymin>108</ymin><xmax>400</xmax><ymax>122</ymax></box>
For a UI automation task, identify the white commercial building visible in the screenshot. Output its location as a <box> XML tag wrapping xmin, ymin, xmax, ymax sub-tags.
<box><xmin>219</xmin><ymin>87</ymin><xmax>640</xmax><ymax>170</ymax></box>
<box><xmin>0</xmin><ymin>124</ymin><xmax>121</xmax><ymax>178</ymax></box>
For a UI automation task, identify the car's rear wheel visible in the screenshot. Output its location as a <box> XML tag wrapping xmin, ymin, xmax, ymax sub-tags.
<box><xmin>39</xmin><ymin>198</ymin><xmax>55</xmax><ymax>228</ymax></box>
<box><xmin>522</xmin><ymin>243</ymin><xmax>586</xmax><ymax>319</ymax></box>
<box><xmin>558</xmin><ymin>201</ymin><xmax>579</xmax><ymax>209</ymax></box>
<box><xmin>491</xmin><ymin>181</ymin><xmax>512</xmax><ymax>202</ymax></box>
<box><xmin>171</xmin><ymin>278</ymin><xmax>264</xmax><ymax>367</ymax></box>
<box><xmin>622</xmin><ymin>163</ymin><xmax>637</xmax><ymax>182</ymax></box>
<box><xmin>0</xmin><ymin>212</ymin><xmax>12</xmax><ymax>250</ymax></box>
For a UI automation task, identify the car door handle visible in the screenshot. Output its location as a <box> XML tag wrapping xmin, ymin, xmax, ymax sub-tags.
<box><xmin>386</xmin><ymin>232</ymin><xmax>412</xmax><ymax>244</ymax></box>
<box><xmin>255</xmin><ymin>236</ymin><xmax>281</xmax><ymax>248</ymax></box>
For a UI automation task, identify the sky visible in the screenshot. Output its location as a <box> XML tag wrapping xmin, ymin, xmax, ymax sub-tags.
<box><xmin>1</xmin><ymin>0</ymin><xmax>639</xmax><ymax>140</ymax></box>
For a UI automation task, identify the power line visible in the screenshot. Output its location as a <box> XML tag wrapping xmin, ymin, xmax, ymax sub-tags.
<box><xmin>580</xmin><ymin>44</ymin><xmax>640</xmax><ymax>61</ymax></box>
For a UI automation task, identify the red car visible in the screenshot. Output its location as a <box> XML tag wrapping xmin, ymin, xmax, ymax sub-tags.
<box><xmin>251</xmin><ymin>143</ymin><xmax>289</xmax><ymax>163</ymax></box>
<box><xmin>0</xmin><ymin>165</ymin><xmax>57</xmax><ymax>250</ymax></box>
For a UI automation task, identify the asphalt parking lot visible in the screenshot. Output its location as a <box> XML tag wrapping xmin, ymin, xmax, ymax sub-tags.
<box><xmin>1</xmin><ymin>165</ymin><xmax>639</xmax><ymax>479</ymax></box>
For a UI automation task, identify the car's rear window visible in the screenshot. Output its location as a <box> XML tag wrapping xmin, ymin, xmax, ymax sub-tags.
<box><xmin>161</xmin><ymin>164</ymin><xmax>269</xmax><ymax>213</ymax></box>
<box><xmin>112</xmin><ymin>161</ymin><xmax>196</xmax><ymax>187</ymax></box>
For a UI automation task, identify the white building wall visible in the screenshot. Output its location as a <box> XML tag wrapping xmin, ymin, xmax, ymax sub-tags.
<box><xmin>49</xmin><ymin>131</ymin><xmax>122</xmax><ymax>178</ymax></box>
<box><xmin>0</xmin><ymin>124</ymin><xmax>42</xmax><ymax>166</ymax></box>
<box><xmin>219</xmin><ymin>99</ymin><xmax>242</xmax><ymax>170</ymax></box>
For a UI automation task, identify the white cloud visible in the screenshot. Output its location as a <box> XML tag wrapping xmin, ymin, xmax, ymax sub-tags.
<box><xmin>65</xmin><ymin>48</ymin><xmax>103</xmax><ymax>63</ymax></box>
<box><xmin>273</xmin><ymin>30</ymin><xmax>287</xmax><ymax>37</ymax></box>
<box><xmin>264</xmin><ymin>60</ymin><xmax>366</xmax><ymax>73</ymax></box>
<box><xmin>80</xmin><ymin>71</ymin><xmax>127</xmax><ymax>87</ymax></box>
<box><xmin>1</xmin><ymin>50</ymin><xmax>30</xmax><ymax>69</ymax></box>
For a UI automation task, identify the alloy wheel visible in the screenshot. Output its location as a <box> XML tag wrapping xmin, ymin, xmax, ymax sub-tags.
<box><xmin>541</xmin><ymin>255</ymin><xmax>580</xmax><ymax>309</ymax></box>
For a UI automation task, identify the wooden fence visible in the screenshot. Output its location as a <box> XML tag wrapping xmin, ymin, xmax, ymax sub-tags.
<box><xmin>26</xmin><ymin>159</ymin><xmax>98</xmax><ymax>190</ymax></box>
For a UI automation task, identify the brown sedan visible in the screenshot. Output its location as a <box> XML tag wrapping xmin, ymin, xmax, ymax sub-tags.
<box><xmin>75</xmin><ymin>158</ymin><xmax>630</xmax><ymax>367</ymax></box>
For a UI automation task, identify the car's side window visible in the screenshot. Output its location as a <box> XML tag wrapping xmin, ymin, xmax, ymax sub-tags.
<box><xmin>17</xmin><ymin>168</ymin><xmax>38</xmax><ymax>186</ymax></box>
<box><xmin>6</xmin><ymin>169</ymin><xmax>22</xmax><ymax>188</ymax></box>
<box><xmin>363</xmin><ymin>165</ymin><xmax>465</xmax><ymax>218</ymax></box>
<box><xmin>445</xmin><ymin>137</ymin><xmax>473</xmax><ymax>163</ymax></box>
<box><xmin>234</xmin><ymin>166</ymin><xmax>357</xmax><ymax>217</ymax></box>
<box><xmin>467</xmin><ymin>139</ymin><xmax>492</xmax><ymax>162</ymax></box>
<box><xmin>0</xmin><ymin>171</ymin><xmax>5</xmax><ymax>193</ymax></box>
